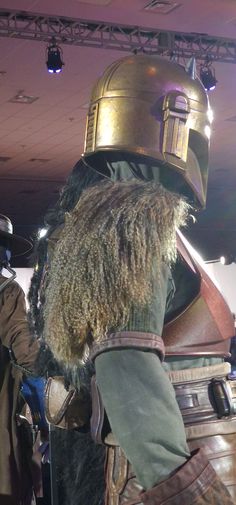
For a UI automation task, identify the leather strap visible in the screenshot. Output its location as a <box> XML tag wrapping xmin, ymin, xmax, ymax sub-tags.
<box><xmin>186</xmin><ymin>417</ymin><xmax>236</xmax><ymax>439</ymax></box>
<box><xmin>168</xmin><ymin>362</ymin><xmax>231</xmax><ymax>383</ymax></box>
<box><xmin>90</xmin><ymin>331</ymin><xmax>165</xmax><ymax>361</ymax></box>
<box><xmin>173</xmin><ymin>375</ymin><xmax>236</xmax><ymax>425</ymax></box>
<box><xmin>90</xmin><ymin>374</ymin><xmax>108</xmax><ymax>444</ymax></box>
<box><xmin>45</xmin><ymin>376</ymin><xmax>91</xmax><ymax>429</ymax></box>
<box><xmin>105</xmin><ymin>445</ymin><xmax>143</xmax><ymax>505</ymax></box>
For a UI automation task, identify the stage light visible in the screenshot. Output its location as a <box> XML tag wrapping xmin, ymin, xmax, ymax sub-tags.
<box><xmin>38</xmin><ymin>228</ymin><xmax>48</xmax><ymax>239</ymax></box>
<box><xmin>46</xmin><ymin>41</ymin><xmax>64</xmax><ymax>74</ymax></box>
<box><xmin>200</xmin><ymin>61</ymin><xmax>217</xmax><ymax>91</ymax></box>
<box><xmin>220</xmin><ymin>254</ymin><xmax>236</xmax><ymax>266</ymax></box>
<box><xmin>220</xmin><ymin>256</ymin><xmax>226</xmax><ymax>265</ymax></box>
<box><xmin>205</xmin><ymin>255</ymin><xmax>235</xmax><ymax>265</ymax></box>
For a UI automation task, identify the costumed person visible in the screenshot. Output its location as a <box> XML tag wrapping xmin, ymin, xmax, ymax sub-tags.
<box><xmin>28</xmin><ymin>159</ymin><xmax>106</xmax><ymax>505</ymax></box>
<box><xmin>42</xmin><ymin>55</ymin><xmax>236</xmax><ymax>504</ymax></box>
<box><xmin>0</xmin><ymin>214</ymin><xmax>45</xmax><ymax>505</ymax></box>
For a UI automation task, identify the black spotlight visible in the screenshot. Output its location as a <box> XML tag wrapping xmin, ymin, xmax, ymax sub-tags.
<box><xmin>46</xmin><ymin>41</ymin><xmax>64</xmax><ymax>74</ymax></box>
<box><xmin>200</xmin><ymin>61</ymin><xmax>217</xmax><ymax>91</ymax></box>
<box><xmin>220</xmin><ymin>254</ymin><xmax>236</xmax><ymax>265</ymax></box>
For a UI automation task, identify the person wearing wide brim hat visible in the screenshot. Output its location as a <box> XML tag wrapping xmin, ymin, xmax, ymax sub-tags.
<box><xmin>0</xmin><ymin>213</ymin><xmax>32</xmax><ymax>257</ymax></box>
<box><xmin>0</xmin><ymin>213</ymin><xmax>42</xmax><ymax>504</ymax></box>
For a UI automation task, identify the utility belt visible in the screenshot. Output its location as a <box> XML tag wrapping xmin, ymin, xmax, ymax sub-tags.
<box><xmin>169</xmin><ymin>362</ymin><xmax>236</xmax><ymax>426</ymax></box>
<box><xmin>90</xmin><ymin>362</ymin><xmax>236</xmax><ymax>445</ymax></box>
<box><xmin>44</xmin><ymin>362</ymin><xmax>236</xmax><ymax>436</ymax></box>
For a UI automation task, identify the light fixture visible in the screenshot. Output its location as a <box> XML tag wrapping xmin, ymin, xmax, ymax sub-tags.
<box><xmin>46</xmin><ymin>40</ymin><xmax>64</xmax><ymax>74</ymax></box>
<box><xmin>38</xmin><ymin>228</ymin><xmax>48</xmax><ymax>239</ymax></box>
<box><xmin>220</xmin><ymin>254</ymin><xmax>236</xmax><ymax>266</ymax></box>
<box><xmin>200</xmin><ymin>60</ymin><xmax>217</xmax><ymax>91</ymax></box>
<box><xmin>205</xmin><ymin>255</ymin><xmax>235</xmax><ymax>265</ymax></box>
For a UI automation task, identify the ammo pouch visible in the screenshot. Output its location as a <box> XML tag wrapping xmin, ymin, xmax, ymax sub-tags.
<box><xmin>45</xmin><ymin>376</ymin><xmax>91</xmax><ymax>430</ymax></box>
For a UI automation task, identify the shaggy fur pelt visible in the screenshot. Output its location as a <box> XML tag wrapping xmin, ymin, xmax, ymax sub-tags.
<box><xmin>49</xmin><ymin>360</ymin><xmax>106</xmax><ymax>505</ymax></box>
<box><xmin>28</xmin><ymin>158</ymin><xmax>103</xmax><ymax>338</ymax></box>
<box><xmin>43</xmin><ymin>179</ymin><xmax>189</xmax><ymax>365</ymax></box>
<box><xmin>51</xmin><ymin>428</ymin><xmax>106</xmax><ymax>505</ymax></box>
<box><xmin>34</xmin><ymin>349</ymin><xmax>106</xmax><ymax>505</ymax></box>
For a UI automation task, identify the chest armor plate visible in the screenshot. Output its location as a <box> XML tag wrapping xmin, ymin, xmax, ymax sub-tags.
<box><xmin>163</xmin><ymin>231</ymin><xmax>234</xmax><ymax>357</ymax></box>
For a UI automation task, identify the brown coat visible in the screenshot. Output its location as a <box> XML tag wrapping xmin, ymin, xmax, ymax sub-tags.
<box><xmin>0</xmin><ymin>274</ymin><xmax>40</xmax><ymax>505</ymax></box>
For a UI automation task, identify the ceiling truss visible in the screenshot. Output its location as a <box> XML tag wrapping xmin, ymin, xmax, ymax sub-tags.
<box><xmin>0</xmin><ymin>8</ymin><xmax>236</xmax><ymax>63</ymax></box>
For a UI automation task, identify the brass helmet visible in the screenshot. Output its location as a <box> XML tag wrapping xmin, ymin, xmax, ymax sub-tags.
<box><xmin>83</xmin><ymin>54</ymin><xmax>212</xmax><ymax>208</ymax></box>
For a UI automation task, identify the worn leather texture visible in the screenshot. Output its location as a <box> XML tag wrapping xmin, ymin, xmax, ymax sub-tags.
<box><xmin>171</xmin><ymin>365</ymin><xmax>236</xmax><ymax>500</ymax></box>
<box><xmin>140</xmin><ymin>448</ymin><xmax>234</xmax><ymax>505</ymax></box>
<box><xmin>103</xmin><ymin>367</ymin><xmax>236</xmax><ymax>503</ymax></box>
<box><xmin>45</xmin><ymin>376</ymin><xmax>91</xmax><ymax>429</ymax></box>
<box><xmin>187</xmin><ymin>428</ymin><xmax>236</xmax><ymax>501</ymax></box>
<box><xmin>90</xmin><ymin>374</ymin><xmax>106</xmax><ymax>444</ymax></box>
<box><xmin>105</xmin><ymin>448</ymin><xmax>235</xmax><ymax>505</ymax></box>
<box><xmin>90</xmin><ymin>332</ymin><xmax>165</xmax><ymax>362</ymax></box>
<box><xmin>105</xmin><ymin>445</ymin><xmax>143</xmax><ymax>505</ymax></box>
<box><xmin>174</xmin><ymin>377</ymin><xmax>236</xmax><ymax>424</ymax></box>
<box><xmin>163</xmin><ymin>231</ymin><xmax>234</xmax><ymax>357</ymax></box>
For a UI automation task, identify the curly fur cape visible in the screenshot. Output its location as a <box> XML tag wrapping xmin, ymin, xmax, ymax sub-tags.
<box><xmin>43</xmin><ymin>179</ymin><xmax>189</xmax><ymax>365</ymax></box>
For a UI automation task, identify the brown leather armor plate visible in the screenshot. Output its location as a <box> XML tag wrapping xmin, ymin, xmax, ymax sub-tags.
<box><xmin>163</xmin><ymin>231</ymin><xmax>234</xmax><ymax>357</ymax></box>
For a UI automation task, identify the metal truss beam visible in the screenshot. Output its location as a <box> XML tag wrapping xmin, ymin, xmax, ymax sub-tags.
<box><xmin>0</xmin><ymin>8</ymin><xmax>236</xmax><ymax>63</ymax></box>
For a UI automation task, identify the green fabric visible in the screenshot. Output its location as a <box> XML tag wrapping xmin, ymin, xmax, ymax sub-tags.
<box><xmin>163</xmin><ymin>356</ymin><xmax>224</xmax><ymax>372</ymax></box>
<box><xmin>94</xmin><ymin>261</ymin><xmax>190</xmax><ymax>490</ymax></box>
<box><xmin>123</xmin><ymin>262</ymin><xmax>174</xmax><ymax>335</ymax></box>
<box><xmin>106</xmin><ymin>158</ymin><xmax>161</xmax><ymax>184</ymax></box>
<box><xmin>95</xmin><ymin>349</ymin><xmax>190</xmax><ymax>490</ymax></box>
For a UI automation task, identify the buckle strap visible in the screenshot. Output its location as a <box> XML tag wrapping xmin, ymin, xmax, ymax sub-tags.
<box><xmin>211</xmin><ymin>378</ymin><xmax>236</xmax><ymax>417</ymax></box>
<box><xmin>173</xmin><ymin>375</ymin><xmax>236</xmax><ymax>425</ymax></box>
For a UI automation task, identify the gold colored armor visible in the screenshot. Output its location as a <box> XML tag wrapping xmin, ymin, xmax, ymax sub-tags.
<box><xmin>83</xmin><ymin>55</ymin><xmax>211</xmax><ymax>207</ymax></box>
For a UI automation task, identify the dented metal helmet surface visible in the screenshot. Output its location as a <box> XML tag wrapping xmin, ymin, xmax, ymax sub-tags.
<box><xmin>83</xmin><ymin>54</ymin><xmax>211</xmax><ymax>208</ymax></box>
